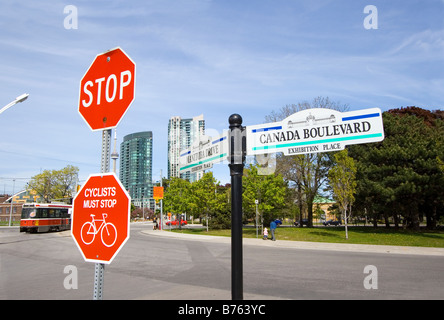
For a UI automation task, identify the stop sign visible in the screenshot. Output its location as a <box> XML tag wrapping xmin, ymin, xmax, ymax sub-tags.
<box><xmin>78</xmin><ymin>47</ymin><xmax>136</xmax><ymax>131</ymax></box>
<box><xmin>72</xmin><ymin>173</ymin><xmax>131</xmax><ymax>264</ymax></box>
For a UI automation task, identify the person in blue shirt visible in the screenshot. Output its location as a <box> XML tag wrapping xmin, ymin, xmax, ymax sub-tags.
<box><xmin>270</xmin><ymin>220</ymin><xmax>277</xmax><ymax>241</ymax></box>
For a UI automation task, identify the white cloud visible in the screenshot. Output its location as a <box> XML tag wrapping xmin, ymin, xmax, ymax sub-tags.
<box><xmin>389</xmin><ymin>29</ymin><xmax>444</xmax><ymax>59</ymax></box>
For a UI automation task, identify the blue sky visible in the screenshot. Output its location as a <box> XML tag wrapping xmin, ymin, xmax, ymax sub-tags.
<box><xmin>0</xmin><ymin>0</ymin><xmax>443</xmax><ymax>193</ymax></box>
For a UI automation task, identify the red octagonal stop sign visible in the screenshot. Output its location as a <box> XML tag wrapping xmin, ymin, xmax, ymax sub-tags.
<box><xmin>72</xmin><ymin>173</ymin><xmax>131</xmax><ymax>264</ymax></box>
<box><xmin>78</xmin><ymin>47</ymin><xmax>136</xmax><ymax>131</ymax></box>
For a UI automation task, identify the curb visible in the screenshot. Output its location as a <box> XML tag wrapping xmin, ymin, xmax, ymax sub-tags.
<box><xmin>140</xmin><ymin>228</ymin><xmax>444</xmax><ymax>256</ymax></box>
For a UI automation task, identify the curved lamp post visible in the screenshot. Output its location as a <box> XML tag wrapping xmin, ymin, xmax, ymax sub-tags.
<box><xmin>1</xmin><ymin>94</ymin><xmax>29</xmax><ymax>226</ymax></box>
<box><xmin>0</xmin><ymin>93</ymin><xmax>29</xmax><ymax>115</ymax></box>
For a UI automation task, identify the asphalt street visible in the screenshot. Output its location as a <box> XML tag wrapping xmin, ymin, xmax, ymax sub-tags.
<box><xmin>1</xmin><ymin>222</ymin><xmax>444</xmax><ymax>300</ymax></box>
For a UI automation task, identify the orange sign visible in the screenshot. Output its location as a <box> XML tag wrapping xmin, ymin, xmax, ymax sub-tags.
<box><xmin>153</xmin><ymin>186</ymin><xmax>164</xmax><ymax>200</ymax></box>
<box><xmin>71</xmin><ymin>173</ymin><xmax>131</xmax><ymax>264</ymax></box>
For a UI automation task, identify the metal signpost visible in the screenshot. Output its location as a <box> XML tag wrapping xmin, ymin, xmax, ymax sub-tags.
<box><xmin>76</xmin><ymin>47</ymin><xmax>136</xmax><ymax>300</ymax></box>
<box><xmin>228</xmin><ymin>114</ymin><xmax>246</xmax><ymax>300</ymax></box>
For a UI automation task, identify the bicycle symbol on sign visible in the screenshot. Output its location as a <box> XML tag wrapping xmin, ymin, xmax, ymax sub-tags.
<box><xmin>80</xmin><ymin>213</ymin><xmax>117</xmax><ymax>247</ymax></box>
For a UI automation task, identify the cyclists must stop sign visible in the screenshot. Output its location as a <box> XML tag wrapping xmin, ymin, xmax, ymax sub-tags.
<box><xmin>72</xmin><ymin>173</ymin><xmax>131</xmax><ymax>264</ymax></box>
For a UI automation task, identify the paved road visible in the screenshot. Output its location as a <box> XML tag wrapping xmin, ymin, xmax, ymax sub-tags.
<box><xmin>1</xmin><ymin>223</ymin><xmax>444</xmax><ymax>300</ymax></box>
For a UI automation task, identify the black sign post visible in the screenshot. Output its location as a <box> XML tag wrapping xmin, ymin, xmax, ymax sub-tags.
<box><xmin>228</xmin><ymin>114</ymin><xmax>246</xmax><ymax>300</ymax></box>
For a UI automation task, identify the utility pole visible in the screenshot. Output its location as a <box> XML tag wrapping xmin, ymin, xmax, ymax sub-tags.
<box><xmin>8</xmin><ymin>179</ymin><xmax>15</xmax><ymax>226</ymax></box>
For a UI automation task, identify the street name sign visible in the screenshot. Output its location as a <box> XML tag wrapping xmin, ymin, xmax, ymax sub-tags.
<box><xmin>72</xmin><ymin>172</ymin><xmax>131</xmax><ymax>264</ymax></box>
<box><xmin>179</xmin><ymin>133</ymin><xmax>228</xmax><ymax>173</ymax></box>
<box><xmin>79</xmin><ymin>47</ymin><xmax>136</xmax><ymax>131</ymax></box>
<box><xmin>246</xmin><ymin>108</ymin><xmax>384</xmax><ymax>156</ymax></box>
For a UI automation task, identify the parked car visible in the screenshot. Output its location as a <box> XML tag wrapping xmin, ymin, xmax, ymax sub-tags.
<box><xmin>323</xmin><ymin>219</ymin><xmax>341</xmax><ymax>226</ymax></box>
<box><xmin>293</xmin><ymin>219</ymin><xmax>309</xmax><ymax>227</ymax></box>
<box><xmin>165</xmin><ymin>219</ymin><xmax>187</xmax><ymax>226</ymax></box>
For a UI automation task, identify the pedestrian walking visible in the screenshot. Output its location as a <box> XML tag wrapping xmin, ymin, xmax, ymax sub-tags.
<box><xmin>270</xmin><ymin>220</ymin><xmax>277</xmax><ymax>241</ymax></box>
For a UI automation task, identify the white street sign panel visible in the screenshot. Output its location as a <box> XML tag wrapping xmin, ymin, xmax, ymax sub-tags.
<box><xmin>179</xmin><ymin>133</ymin><xmax>228</xmax><ymax>173</ymax></box>
<box><xmin>246</xmin><ymin>108</ymin><xmax>384</xmax><ymax>156</ymax></box>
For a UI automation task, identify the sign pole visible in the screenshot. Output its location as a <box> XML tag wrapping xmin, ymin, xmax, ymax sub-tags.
<box><xmin>228</xmin><ymin>114</ymin><xmax>245</xmax><ymax>300</ymax></box>
<box><xmin>101</xmin><ymin>129</ymin><xmax>111</xmax><ymax>173</ymax></box>
<box><xmin>93</xmin><ymin>262</ymin><xmax>105</xmax><ymax>300</ymax></box>
<box><xmin>93</xmin><ymin>128</ymin><xmax>112</xmax><ymax>300</ymax></box>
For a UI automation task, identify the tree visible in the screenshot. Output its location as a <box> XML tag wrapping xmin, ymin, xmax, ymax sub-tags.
<box><xmin>189</xmin><ymin>172</ymin><xmax>218</xmax><ymax>230</ymax></box>
<box><xmin>242</xmin><ymin>164</ymin><xmax>287</xmax><ymax>226</ymax></box>
<box><xmin>328</xmin><ymin>149</ymin><xmax>357</xmax><ymax>239</ymax></box>
<box><xmin>349</xmin><ymin>107</ymin><xmax>444</xmax><ymax>230</ymax></box>
<box><xmin>210</xmin><ymin>183</ymin><xmax>231</xmax><ymax>229</ymax></box>
<box><xmin>163</xmin><ymin>177</ymin><xmax>191</xmax><ymax>216</ymax></box>
<box><xmin>266</xmin><ymin>96</ymin><xmax>348</xmax><ymax>227</ymax></box>
<box><xmin>27</xmin><ymin>165</ymin><xmax>79</xmax><ymax>203</ymax></box>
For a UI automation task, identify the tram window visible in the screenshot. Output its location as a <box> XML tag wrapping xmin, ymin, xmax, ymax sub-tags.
<box><xmin>22</xmin><ymin>208</ymin><xmax>36</xmax><ymax>219</ymax></box>
<box><xmin>40</xmin><ymin>209</ymin><xmax>48</xmax><ymax>218</ymax></box>
<box><xmin>48</xmin><ymin>209</ymin><xmax>55</xmax><ymax>218</ymax></box>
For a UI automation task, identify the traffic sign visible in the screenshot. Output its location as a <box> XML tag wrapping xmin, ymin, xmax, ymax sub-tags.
<box><xmin>246</xmin><ymin>108</ymin><xmax>384</xmax><ymax>156</ymax></box>
<box><xmin>179</xmin><ymin>133</ymin><xmax>228</xmax><ymax>173</ymax></box>
<box><xmin>72</xmin><ymin>172</ymin><xmax>131</xmax><ymax>264</ymax></box>
<box><xmin>79</xmin><ymin>47</ymin><xmax>136</xmax><ymax>131</ymax></box>
<box><xmin>153</xmin><ymin>186</ymin><xmax>164</xmax><ymax>201</ymax></box>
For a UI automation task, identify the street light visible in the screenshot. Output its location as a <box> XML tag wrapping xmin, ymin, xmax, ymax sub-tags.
<box><xmin>0</xmin><ymin>93</ymin><xmax>29</xmax><ymax>115</ymax></box>
<box><xmin>1</xmin><ymin>94</ymin><xmax>28</xmax><ymax>226</ymax></box>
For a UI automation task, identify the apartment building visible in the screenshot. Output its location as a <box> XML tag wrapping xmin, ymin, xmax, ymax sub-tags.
<box><xmin>119</xmin><ymin>131</ymin><xmax>153</xmax><ymax>208</ymax></box>
<box><xmin>168</xmin><ymin>114</ymin><xmax>205</xmax><ymax>182</ymax></box>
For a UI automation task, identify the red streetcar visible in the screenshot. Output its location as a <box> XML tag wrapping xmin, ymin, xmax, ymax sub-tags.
<box><xmin>20</xmin><ymin>203</ymin><xmax>72</xmax><ymax>233</ymax></box>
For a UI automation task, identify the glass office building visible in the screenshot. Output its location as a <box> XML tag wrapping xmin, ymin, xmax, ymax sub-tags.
<box><xmin>168</xmin><ymin>114</ymin><xmax>205</xmax><ymax>182</ymax></box>
<box><xmin>119</xmin><ymin>131</ymin><xmax>153</xmax><ymax>208</ymax></box>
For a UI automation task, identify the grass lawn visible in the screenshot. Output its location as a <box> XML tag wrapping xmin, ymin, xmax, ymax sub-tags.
<box><xmin>170</xmin><ymin>226</ymin><xmax>444</xmax><ymax>248</ymax></box>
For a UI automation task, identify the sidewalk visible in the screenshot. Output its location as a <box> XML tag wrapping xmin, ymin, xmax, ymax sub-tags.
<box><xmin>141</xmin><ymin>227</ymin><xmax>444</xmax><ymax>256</ymax></box>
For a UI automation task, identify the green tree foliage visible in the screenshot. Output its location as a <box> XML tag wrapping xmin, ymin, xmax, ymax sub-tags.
<box><xmin>328</xmin><ymin>149</ymin><xmax>357</xmax><ymax>239</ymax></box>
<box><xmin>210</xmin><ymin>183</ymin><xmax>231</xmax><ymax>229</ymax></box>
<box><xmin>164</xmin><ymin>173</ymin><xmax>230</xmax><ymax>229</ymax></box>
<box><xmin>242</xmin><ymin>164</ymin><xmax>287</xmax><ymax>226</ymax></box>
<box><xmin>163</xmin><ymin>177</ymin><xmax>191</xmax><ymax>215</ymax></box>
<box><xmin>27</xmin><ymin>165</ymin><xmax>79</xmax><ymax>203</ymax></box>
<box><xmin>349</xmin><ymin>107</ymin><xmax>444</xmax><ymax>230</ymax></box>
<box><xmin>188</xmin><ymin>172</ymin><xmax>218</xmax><ymax>220</ymax></box>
